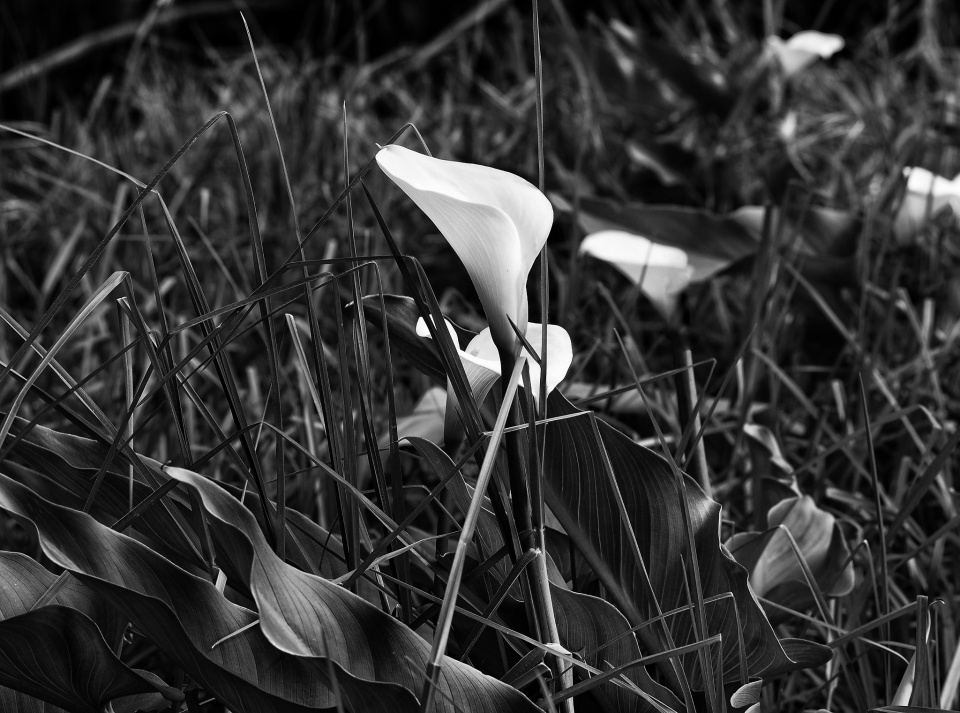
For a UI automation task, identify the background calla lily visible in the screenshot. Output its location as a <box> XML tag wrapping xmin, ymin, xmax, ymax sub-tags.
<box><xmin>766</xmin><ymin>31</ymin><xmax>844</xmax><ymax>77</ymax></box>
<box><xmin>580</xmin><ymin>230</ymin><xmax>694</xmax><ymax>322</ymax></box>
<box><xmin>893</xmin><ymin>166</ymin><xmax>960</xmax><ymax>243</ymax></box>
<box><xmin>377</xmin><ymin>144</ymin><xmax>553</xmax><ymax>354</ymax></box>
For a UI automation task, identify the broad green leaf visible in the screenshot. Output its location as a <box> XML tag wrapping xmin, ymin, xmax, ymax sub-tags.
<box><xmin>2</xmin><ymin>416</ymin><xmax>346</xmax><ymax>580</ymax></box>
<box><xmin>548</xmin><ymin>567</ymin><xmax>682</xmax><ymax>713</ymax></box>
<box><xmin>540</xmin><ymin>393</ymin><xmax>832</xmax><ymax>688</ymax></box>
<box><xmin>726</xmin><ymin>496</ymin><xmax>855</xmax><ymax>615</ymax></box>
<box><xmin>0</xmin><ymin>471</ymin><xmax>413</xmax><ymax>712</ymax></box>
<box><xmin>0</xmin><ymin>551</ymin><xmax>126</xmax><ymax>649</ymax></box>
<box><xmin>164</xmin><ymin>466</ymin><xmax>540</xmax><ymax>713</ymax></box>
<box><xmin>0</xmin><ymin>552</ymin><xmax>180</xmax><ymax>712</ymax></box>
<box><xmin>2</xmin><ymin>415</ymin><xmax>205</xmax><ymax>569</ymax></box>
<box><xmin>0</xmin><ymin>606</ymin><xmax>181</xmax><ymax>713</ymax></box>
<box><xmin>405</xmin><ymin>437</ymin><xmax>677</xmax><ymax>711</ymax></box>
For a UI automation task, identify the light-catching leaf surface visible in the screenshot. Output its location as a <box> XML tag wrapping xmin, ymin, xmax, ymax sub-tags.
<box><xmin>164</xmin><ymin>465</ymin><xmax>540</xmax><ymax>713</ymax></box>
<box><xmin>405</xmin><ymin>436</ymin><xmax>680</xmax><ymax>712</ymax></box>
<box><xmin>540</xmin><ymin>393</ymin><xmax>832</xmax><ymax>687</ymax></box>
<box><xmin>726</xmin><ymin>495</ymin><xmax>855</xmax><ymax>614</ymax></box>
<box><xmin>0</xmin><ymin>553</ymin><xmax>181</xmax><ymax>713</ymax></box>
<box><xmin>0</xmin><ymin>606</ymin><xmax>180</xmax><ymax>713</ymax></box>
<box><xmin>0</xmin><ymin>471</ymin><xmax>413</xmax><ymax>713</ymax></box>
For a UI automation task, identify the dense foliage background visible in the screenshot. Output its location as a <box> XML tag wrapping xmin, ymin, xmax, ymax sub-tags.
<box><xmin>2</xmin><ymin>1</ymin><xmax>960</xmax><ymax>712</ymax></box>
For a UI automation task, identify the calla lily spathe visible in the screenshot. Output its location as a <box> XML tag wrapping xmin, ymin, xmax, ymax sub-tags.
<box><xmin>376</xmin><ymin>145</ymin><xmax>554</xmax><ymax>355</ymax></box>
<box><xmin>766</xmin><ymin>31</ymin><xmax>844</xmax><ymax>77</ymax></box>
<box><xmin>416</xmin><ymin>317</ymin><xmax>573</xmax><ymax>408</ymax></box>
<box><xmin>580</xmin><ymin>230</ymin><xmax>694</xmax><ymax>322</ymax></box>
<box><xmin>894</xmin><ymin>166</ymin><xmax>960</xmax><ymax>243</ymax></box>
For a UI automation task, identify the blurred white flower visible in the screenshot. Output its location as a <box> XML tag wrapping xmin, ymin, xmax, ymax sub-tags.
<box><xmin>580</xmin><ymin>230</ymin><xmax>693</xmax><ymax>322</ymax></box>
<box><xmin>766</xmin><ymin>31</ymin><xmax>844</xmax><ymax>77</ymax></box>
<box><xmin>376</xmin><ymin>145</ymin><xmax>553</xmax><ymax>356</ymax></box>
<box><xmin>894</xmin><ymin>166</ymin><xmax>960</xmax><ymax>243</ymax></box>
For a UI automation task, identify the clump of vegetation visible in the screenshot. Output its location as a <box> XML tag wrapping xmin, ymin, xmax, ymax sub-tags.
<box><xmin>1</xmin><ymin>2</ymin><xmax>959</xmax><ymax>712</ymax></box>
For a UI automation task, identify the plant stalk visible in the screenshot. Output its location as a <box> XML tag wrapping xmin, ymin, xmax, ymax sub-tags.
<box><xmin>420</xmin><ymin>357</ymin><xmax>526</xmax><ymax>713</ymax></box>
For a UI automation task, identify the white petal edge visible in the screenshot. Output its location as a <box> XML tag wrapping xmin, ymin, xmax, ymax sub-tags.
<box><xmin>784</xmin><ymin>31</ymin><xmax>844</xmax><ymax>58</ymax></box>
<box><xmin>766</xmin><ymin>31</ymin><xmax>843</xmax><ymax>77</ymax></box>
<box><xmin>580</xmin><ymin>230</ymin><xmax>693</xmax><ymax>320</ymax></box>
<box><xmin>894</xmin><ymin>167</ymin><xmax>960</xmax><ymax>243</ymax></box>
<box><xmin>377</xmin><ymin>145</ymin><xmax>554</xmax><ymax>351</ymax></box>
<box><xmin>415</xmin><ymin>316</ymin><xmax>461</xmax><ymax>344</ymax></box>
<box><xmin>463</xmin><ymin>323</ymin><xmax>572</xmax><ymax>406</ymax></box>
<box><xmin>418</xmin><ymin>319</ymin><xmax>572</xmax><ymax>408</ymax></box>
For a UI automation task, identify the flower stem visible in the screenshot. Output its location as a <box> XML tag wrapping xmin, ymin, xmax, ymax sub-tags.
<box><xmin>501</xmin><ymin>352</ymin><xmax>572</xmax><ymax>711</ymax></box>
<box><xmin>421</xmin><ymin>358</ymin><xmax>526</xmax><ymax>712</ymax></box>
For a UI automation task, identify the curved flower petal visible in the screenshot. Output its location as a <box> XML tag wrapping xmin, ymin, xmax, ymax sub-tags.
<box><xmin>463</xmin><ymin>323</ymin><xmax>573</xmax><ymax>406</ymax></box>
<box><xmin>894</xmin><ymin>167</ymin><xmax>960</xmax><ymax>242</ymax></box>
<box><xmin>580</xmin><ymin>230</ymin><xmax>693</xmax><ymax>321</ymax></box>
<box><xmin>767</xmin><ymin>31</ymin><xmax>843</xmax><ymax>77</ymax></box>
<box><xmin>415</xmin><ymin>313</ymin><xmax>462</xmax><ymax>345</ymax></box>
<box><xmin>377</xmin><ymin>145</ymin><xmax>553</xmax><ymax>353</ymax></box>
<box><xmin>416</xmin><ymin>317</ymin><xmax>571</xmax><ymax>408</ymax></box>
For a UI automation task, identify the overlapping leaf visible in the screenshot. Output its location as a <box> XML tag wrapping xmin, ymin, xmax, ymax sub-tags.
<box><xmin>0</xmin><ymin>472</ymin><xmax>414</xmax><ymax>712</ymax></box>
<box><xmin>0</xmin><ymin>606</ymin><xmax>179</xmax><ymax>713</ymax></box>
<box><xmin>2</xmin><ymin>415</ymin><xmax>347</xmax><ymax>580</ymax></box>
<box><xmin>2</xmin><ymin>415</ymin><xmax>205</xmax><ymax>568</ymax></box>
<box><xmin>726</xmin><ymin>495</ymin><xmax>855</xmax><ymax>615</ymax></box>
<box><xmin>164</xmin><ymin>465</ymin><xmax>540</xmax><ymax>713</ymax></box>
<box><xmin>540</xmin><ymin>393</ymin><xmax>832</xmax><ymax>688</ymax></box>
<box><xmin>549</xmin><ymin>570</ymin><xmax>682</xmax><ymax>713</ymax></box>
<box><xmin>404</xmin><ymin>437</ymin><xmax>679</xmax><ymax>712</ymax></box>
<box><xmin>0</xmin><ymin>552</ymin><xmax>180</xmax><ymax>713</ymax></box>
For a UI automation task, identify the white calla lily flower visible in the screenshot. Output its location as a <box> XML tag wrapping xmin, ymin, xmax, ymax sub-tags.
<box><xmin>416</xmin><ymin>317</ymin><xmax>572</xmax><ymax>408</ymax></box>
<box><xmin>376</xmin><ymin>145</ymin><xmax>554</xmax><ymax>355</ymax></box>
<box><xmin>766</xmin><ymin>31</ymin><xmax>844</xmax><ymax>77</ymax></box>
<box><xmin>894</xmin><ymin>167</ymin><xmax>960</xmax><ymax>243</ymax></box>
<box><xmin>580</xmin><ymin>230</ymin><xmax>694</xmax><ymax>322</ymax></box>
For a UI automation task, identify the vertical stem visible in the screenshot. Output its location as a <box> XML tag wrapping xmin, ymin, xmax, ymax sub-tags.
<box><xmin>501</xmin><ymin>354</ymin><xmax>541</xmax><ymax>642</ymax></box>
<box><xmin>421</xmin><ymin>359</ymin><xmax>526</xmax><ymax>713</ymax></box>
<box><xmin>675</xmin><ymin>338</ymin><xmax>711</xmax><ymax>498</ymax></box>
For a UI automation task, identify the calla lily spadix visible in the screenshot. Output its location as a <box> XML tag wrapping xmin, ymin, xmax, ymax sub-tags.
<box><xmin>416</xmin><ymin>317</ymin><xmax>573</xmax><ymax>408</ymax></box>
<box><xmin>580</xmin><ymin>230</ymin><xmax>694</xmax><ymax>322</ymax></box>
<box><xmin>766</xmin><ymin>31</ymin><xmax>844</xmax><ymax>77</ymax></box>
<box><xmin>376</xmin><ymin>144</ymin><xmax>554</xmax><ymax>356</ymax></box>
<box><xmin>894</xmin><ymin>166</ymin><xmax>960</xmax><ymax>243</ymax></box>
